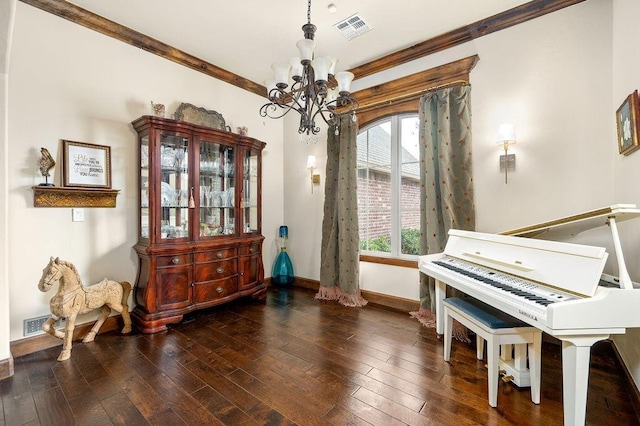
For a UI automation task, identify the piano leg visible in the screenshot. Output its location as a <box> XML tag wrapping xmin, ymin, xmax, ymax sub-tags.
<box><xmin>557</xmin><ymin>334</ymin><xmax>609</xmax><ymax>426</ymax></box>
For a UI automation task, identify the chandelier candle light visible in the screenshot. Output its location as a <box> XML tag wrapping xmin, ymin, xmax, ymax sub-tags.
<box><xmin>259</xmin><ymin>0</ymin><xmax>359</xmax><ymax>137</ymax></box>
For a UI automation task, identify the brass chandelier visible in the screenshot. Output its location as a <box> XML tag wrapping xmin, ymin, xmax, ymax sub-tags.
<box><xmin>259</xmin><ymin>0</ymin><xmax>359</xmax><ymax>136</ymax></box>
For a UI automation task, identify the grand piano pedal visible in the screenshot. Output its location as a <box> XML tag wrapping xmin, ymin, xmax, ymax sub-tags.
<box><xmin>497</xmin><ymin>369</ymin><xmax>514</xmax><ymax>383</ymax></box>
<box><xmin>501</xmin><ymin>374</ymin><xmax>514</xmax><ymax>383</ymax></box>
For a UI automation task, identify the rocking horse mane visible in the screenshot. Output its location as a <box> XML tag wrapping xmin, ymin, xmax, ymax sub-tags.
<box><xmin>56</xmin><ymin>258</ymin><xmax>83</xmax><ymax>285</ymax></box>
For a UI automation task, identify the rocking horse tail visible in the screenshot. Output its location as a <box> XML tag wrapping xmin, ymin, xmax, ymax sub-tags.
<box><xmin>120</xmin><ymin>281</ymin><xmax>133</xmax><ymax>334</ymax></box>
<box><xmin>120</xmin><ymin>281</ymin><xmax>132</xmax><ymax>307</ymax></box>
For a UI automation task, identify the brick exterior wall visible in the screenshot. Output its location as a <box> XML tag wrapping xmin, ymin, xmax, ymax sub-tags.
<box><xmin>358</xmin><ymin>169</ymin><xmax>420</xmax><ymax>241</ymax></box>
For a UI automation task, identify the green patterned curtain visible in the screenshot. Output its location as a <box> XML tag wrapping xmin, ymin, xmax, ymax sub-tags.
<box><xmin>410</xmin><ymin>85</ymin><xmax>475</xmax><ymax>328</ymax></box>
<box><xmin>317</xmin><ymin>115</ymin><xmax>367</xmax><ymax>307</ymax></box>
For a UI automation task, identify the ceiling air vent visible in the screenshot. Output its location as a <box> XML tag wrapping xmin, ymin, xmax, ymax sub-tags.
<box><xmin>334</xmin><ymin>13</ymin><xmax>373</xmax><ymax>41</ymax></box>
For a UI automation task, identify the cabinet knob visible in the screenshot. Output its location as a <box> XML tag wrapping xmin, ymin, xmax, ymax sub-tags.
<box><xmin>217</xmin><ymin>252</ymin><xmax>224</xmax><ymax>258</ymax></box>
<box><xmin>172</xmin><ymin>258</ymin><xmax>181</xmax><ymax>264</ymax></box>
<box><xmin>216</xmin><ymin>267</ymin><xmax>224</xmax><ymax>274</ymax></box>
<box><xmin>249</xmin><ymin>246</ymin><xmax>256</xmax><ymax>253</ymax></box>
<box><xmin>216</xmin><ymin>286</ymin><xmax>224</xmax><ymax>293</ymax></box>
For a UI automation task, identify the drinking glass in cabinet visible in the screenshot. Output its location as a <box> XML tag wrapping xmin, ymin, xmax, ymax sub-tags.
<box><xmin>162</xmin><ymin>147</ymin><xmax>175</xmax><ymax>169</ymax></box>
<box><xmin>226</xmin><ymin>188</ymin><xmax>235</xmax><ymax>206</ymax></box>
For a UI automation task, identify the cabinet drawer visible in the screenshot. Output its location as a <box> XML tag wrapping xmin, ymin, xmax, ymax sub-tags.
<box><xmin>239</xmin><ymin>243</ymin><xmax>261</xmax><ymax>255</ymax></box>
<box><xmin>193</xmin><ymin>277</ymin><xmax>238</xmax><ymax>303</ymax></box>
<box><xmin>195</xmin><ymin>259</ymin><xmax>237</xmax><ymax>282</ymax></box>
<box><xmin>195</xmin><ymin>248</ymin><xmax>237</xmax><ymax>262</ymax></box>
<box><xmin>156</xmin><ymin>254</ymin><xmax>192</xmax><ymax>268</ymax></box>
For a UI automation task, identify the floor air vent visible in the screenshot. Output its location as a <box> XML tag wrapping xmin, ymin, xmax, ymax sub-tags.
<box><xmin>24</xmin><ymin>315</ymin><xmax>64</xmax><ymax>336</ymax></box>
<box><xmin>334</xmin><ymin>13</ymin><xmax>373</xmax><ymax>41</ymax></box>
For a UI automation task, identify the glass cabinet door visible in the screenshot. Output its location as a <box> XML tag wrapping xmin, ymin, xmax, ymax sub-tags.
<box><xmin>242</xmin><ymin>148</ymin><xmax>260</xmax><ymax>234</ymax></box>
<box><xmin>159</xmin><ymin>133</ymin><xmax>190</xmax><ymax>240</ymax></box>
<box><xmin>140</xmin><ymin>135</ymin><xmax>150</xmax><ymax>239</ymax></box>
<box><xmin>198</xmin><ymin>140</ymin><xmax>235</xmax><ymax>238</ymax></box>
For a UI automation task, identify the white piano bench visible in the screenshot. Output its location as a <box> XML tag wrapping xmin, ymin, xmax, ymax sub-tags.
<box><xmin>442</xmin><ymin>297</ymin><xmax>542</xmax><ymax>408</ymax></box>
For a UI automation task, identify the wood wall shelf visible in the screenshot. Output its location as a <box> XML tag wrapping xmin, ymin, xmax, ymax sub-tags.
<box><xmin>32</xmin><ymin>186</ymin><xmax>120</xmax><ymax>207</ymax></box>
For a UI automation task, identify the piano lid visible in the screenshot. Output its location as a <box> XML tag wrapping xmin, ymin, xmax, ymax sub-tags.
<box><xmin>500</xmin><ymin>204</ymin><xmax>640</xmax><ymax>290</ymax></box>
<box><xmin>500</xmin><ymin>204</ymin><xmax>640</xmax><ymax>239</ymax></box>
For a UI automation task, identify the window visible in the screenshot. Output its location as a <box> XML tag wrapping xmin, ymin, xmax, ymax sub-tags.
<box><xmin>357</xmin><ymin>114</ymin><xmax>420</xmax><ymax>258</ymax></box>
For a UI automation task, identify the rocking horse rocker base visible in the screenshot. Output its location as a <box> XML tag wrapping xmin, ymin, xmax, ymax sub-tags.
<box><xmin>38</xmin><ymin>257</ymin><xmax>132</xmax><ymax>361</ymax></box>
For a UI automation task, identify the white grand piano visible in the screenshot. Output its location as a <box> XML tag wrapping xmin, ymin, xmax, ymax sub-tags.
<box><xmin>419</xmin><ymin>204</ymin><xmax>640</xmax><ymax>426</ymax></box>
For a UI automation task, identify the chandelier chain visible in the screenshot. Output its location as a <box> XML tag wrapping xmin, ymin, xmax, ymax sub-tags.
<box><xmin>259</xmin><ymin>0</ymin><xmax>358</xmax><ymax>136</ymax></box>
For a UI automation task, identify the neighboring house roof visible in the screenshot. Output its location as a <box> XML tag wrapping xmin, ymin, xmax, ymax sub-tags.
<box><xmin>357</xmin><ymin>124</ymin><xmax>420</xmax><ymax>179</ymax></box>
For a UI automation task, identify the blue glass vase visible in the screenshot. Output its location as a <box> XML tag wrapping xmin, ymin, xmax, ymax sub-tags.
<box><xmin>272</xmin><ymin>226</ymin><xmax>294</xmax><ymax>286</ymax></box>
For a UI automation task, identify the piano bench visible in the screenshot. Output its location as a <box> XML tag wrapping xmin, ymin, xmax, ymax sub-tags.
<box><xmin>442</xmin><ymin>297</ymin><xmax>542</xmax><ymax>408</ymax></box>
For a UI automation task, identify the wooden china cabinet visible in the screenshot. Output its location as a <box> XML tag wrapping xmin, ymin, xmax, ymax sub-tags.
<box><xmin>131</xmin><ymin>115</ymin><xmax>266</xmax><ymax>333</ymax></box>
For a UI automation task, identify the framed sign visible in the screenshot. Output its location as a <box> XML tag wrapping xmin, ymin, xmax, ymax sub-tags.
<box><xmin>62</xmin><ymin>140</ymin><xmax>112</xmax><ymax>188</ymax></box>
<box><xmin>616</xmin><ymin>90</ymin><xmax>640</xmax><ymax>156</ymax></box>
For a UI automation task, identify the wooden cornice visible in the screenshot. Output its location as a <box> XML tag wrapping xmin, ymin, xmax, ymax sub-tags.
<box><xmin>20</xmin><ymin>0</ymin><xmax>585</xmax><ymax>98</ymax></box>
<box><xmin>353</xmin><ymin>55</ymin><xmax>479</xmax><ymax>113</ymax></box>
<box><xmin>19</xmin><ymin>0</ymin><xmax>266</xmax><ymax>97</ymax></box>
<box><xmin>348</xmin><ymin>0</ymin><xmax>586</xmax><ymax>80</ymax></box>
<box><xmin>352</xmin><ymin>55</ymin><xmax>478</xmax><ymax>129</ymax></box>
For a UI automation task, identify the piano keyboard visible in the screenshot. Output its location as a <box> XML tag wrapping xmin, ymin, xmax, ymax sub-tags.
<box><xmin>432</xmin><ymin>256</ymin><xmax>580</xmax><ymax>317</ymax></box>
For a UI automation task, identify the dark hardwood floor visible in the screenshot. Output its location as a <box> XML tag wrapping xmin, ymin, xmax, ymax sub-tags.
<box><xmin>1</xmin><ymin>286</ymin><xmax>639</xmax><ymax>425</ymax></box>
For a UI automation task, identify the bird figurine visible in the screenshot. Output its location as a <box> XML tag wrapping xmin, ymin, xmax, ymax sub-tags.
<box><xmin>38</xmin><ymin>147</ymin><xmax>56</xmax><ymax>186</ymax></box>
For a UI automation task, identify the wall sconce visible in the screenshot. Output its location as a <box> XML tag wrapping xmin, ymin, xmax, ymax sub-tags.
<box><xmin>307</xmin><ymin>155</ymin><xmax>320</xmax><ymax>193</ymax></box>
<box><xmin>496</xmin><ymin>123</ymin><xmax>516</xmax><ymax>184</ymax></box>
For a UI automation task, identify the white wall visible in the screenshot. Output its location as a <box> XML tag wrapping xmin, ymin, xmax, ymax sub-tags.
<box><xmin>7</xmin><ymin>3</ymin><xmax>284</xmax><ymax>342</ymax></box>
<box><xmin>473</xmin><ymin>1</ymin><xmax>614</xmax><ymax>232</ymax></box>
<box><xmin>284</xmin><ymin>0</ymin><xmax>616</xmax><ymax>300</ymax></box>
<box><xmin>280</xmin><ymin>116</ymin><xmax>325</xmax><ymax>279</ymax></box>
<box><xmin>0</xmin><ymin>0</ymin><xmax>16</xmax><ymax>364</ymax></box>
<box><xmin>610</xmin><ymin>0</ymin><xmax>640</xmax><ymax>390</ymax></box>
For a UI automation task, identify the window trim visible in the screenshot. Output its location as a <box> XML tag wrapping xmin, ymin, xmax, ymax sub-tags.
<box><xmin>360</xmin><ymin>255</ymin><xmax>417</xmax><ymax>269</ymax></box>
<box><xmin>358</xmin><ymin>113</ymin><xmax>420</xmax><ymax>260</ymax></box>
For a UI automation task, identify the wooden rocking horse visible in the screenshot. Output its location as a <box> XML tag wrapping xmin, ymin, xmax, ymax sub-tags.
<box><xmin>38</xmin><ymin>256</ymin><xmax>132</xmax><ymax>361</ymax></box>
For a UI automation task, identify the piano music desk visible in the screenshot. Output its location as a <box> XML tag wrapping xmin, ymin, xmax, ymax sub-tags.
<box><xmin>443</xmin><ymin>297</ymin><xmax>542</xmax><ymax>408</ymax></box>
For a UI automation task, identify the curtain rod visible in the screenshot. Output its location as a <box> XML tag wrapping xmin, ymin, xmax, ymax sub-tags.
<box><xmin>356</xmin><ymin>79</ymin><xmax>470</xmax><ymax>112</ymax></box>
<box><xmin>424</xmin><ymin>80</ymin><xmax>470</xmax><ymax>93</ymax></box>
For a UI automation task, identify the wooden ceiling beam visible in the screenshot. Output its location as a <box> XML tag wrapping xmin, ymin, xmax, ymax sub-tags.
<box><xmin>19</xmin><ymin>0</ymin><xmax>586</xmax><ymax>98</ymax></box>
<box><xmin>19</xmin><ymin>0</ymin><xmax>266</xmax><ymax>97</ymax></box>
<box><xmin>347</xmin><ymin>0</ymin><xmax>586</xmax><ymax>80</ymax></box>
